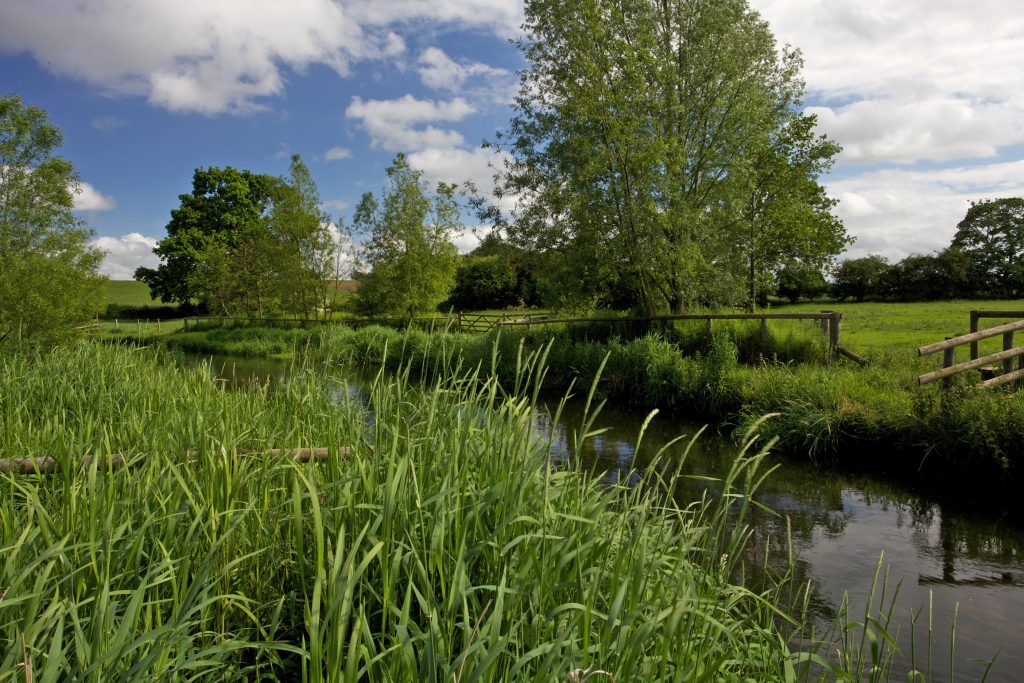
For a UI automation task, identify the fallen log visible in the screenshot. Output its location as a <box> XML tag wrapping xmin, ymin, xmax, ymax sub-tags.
<box><xmin>0</xmin><ymin>447</ymin><xmax>350</xmax><ymax>475</ymax></box>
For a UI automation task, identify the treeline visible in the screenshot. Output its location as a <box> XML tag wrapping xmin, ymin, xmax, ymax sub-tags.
<box><xmin>823</xmin><ymin>198</ymin><xmax>1024</xmax><ymax>303</ymax></box>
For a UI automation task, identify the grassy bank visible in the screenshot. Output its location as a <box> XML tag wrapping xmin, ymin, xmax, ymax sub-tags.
<box><xmin>0</xmin><ymin>342</ymin><xmax>916</xmax><ymax>680</ymax></box>
<box><xmin>104</xmin><ymin>303</ymin><xmax>1024</xmax><ymax>500</ymax></box>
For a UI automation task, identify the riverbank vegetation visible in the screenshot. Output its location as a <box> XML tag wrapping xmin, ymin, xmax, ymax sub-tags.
<box><xmin>123</xmin><ymin>314</ymin><xmax>1024</xmax><ymax>503</ymax></box>
<box><xmin>0</xmin><ymin>342</ymin><xmax>934</xmax><ymax>680</ymax></box>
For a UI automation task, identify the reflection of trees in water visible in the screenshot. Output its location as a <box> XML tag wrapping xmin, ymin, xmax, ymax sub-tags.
<box><xmin>534</xmin><ymin>398</ymin><xmax>1024</xmax><ymax>616</ymax></box>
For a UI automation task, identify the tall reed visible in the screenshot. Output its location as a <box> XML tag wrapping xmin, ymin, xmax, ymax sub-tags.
<box><xmin>0</xmin><ymin>343</ymin><xmax>972</xmax><ymax>680</ymax></box>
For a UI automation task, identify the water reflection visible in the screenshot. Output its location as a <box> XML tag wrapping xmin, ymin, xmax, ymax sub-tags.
<box><xmin>188</xmin><ymin>353</ymin><xmax>1024</xmax><ymax>681</ymax></box>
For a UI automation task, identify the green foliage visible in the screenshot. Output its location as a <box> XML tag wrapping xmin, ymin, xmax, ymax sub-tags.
<box><xmin>951</xmin><ymin>197</ymin><xmax>1024</xmax><ymax>297</ymax></box>
<box><xmin>354</xmin><ymin>154</ymin><xmax>460</xmax><ymax>317</ymax></box>
<box><xmin>139</xmin><ymin>157</ymin><xmax>338</xmax><ymax>319</ymax></box>
<box><xmin>445</xmin><ymin>255</ymin><xmax>519</xmax><ymax>310</ymax></box>
<box><xmin>498</xmin><ymin>0</ymin><xmax>842</xmax><ymax>314</ymax></box>
<box><xmin>2</xmin><ymin>342</ymin><xmax>864</xmax><ymax>681</ymax></box>
<box><xmin>880</xmin><ymin>249</ymin><xmax>973</xmax><ymax>302</ymax></box>
<box><xmin>0</xmin><ymin>94</ymin><xmax>106</xmax><ymax>351</ymax></box>
<box><xmin>777</xmin><ymin>262</ymin><xmax>828</xmax><ymax>303</ymax></box>
<box><xmin>831</xmin><ymin>255</ymin><xmax>893</xmax><ymax>302</ymax></box>
<box><xmin>136</xmin><ymin>166</ymin><xmax>279</xmax><ymax>305</ymax></box>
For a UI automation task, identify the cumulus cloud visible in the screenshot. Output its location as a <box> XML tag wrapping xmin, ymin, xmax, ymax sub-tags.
<box><xmin>73</xmin><ymin>182</ymin><xmax>116</xmax><ymax>211</ymax></box>
<box><xmin>830</xmin><ymin>160</ymin><xmax>1024</xmax><ymax>261</ymax></box>
<box><xmin>751</xmin><ymin>0</ymin><xmax>1024</xmax><ymax>165</ymax></box>
<box><xmin>347</xmin><ymin>0</ymin><xmax>524</xmax><ymax>37</ymax></box>
<box><xmin>93</xmin><ymin>232</ymin><xmax>159</xmax><ymax>279</ymax></box>
<box><xmin>345</xmin><ymin>95</ymin><xmax>474</xmax><ymax>151</ymax></box>
<box><xmin>417</xmin><ymin>47</ymin><xmax>512</xmax><ymax>100</ymax></box>
<box><xmin>0</xmin><ymin>0</ymin><xmax>401</xmax><ymax>115</ymax></box>
<box><xmin>324</xmin><ymin>146</ymin><xmax>352</xmax><ymax>161</ymax></box>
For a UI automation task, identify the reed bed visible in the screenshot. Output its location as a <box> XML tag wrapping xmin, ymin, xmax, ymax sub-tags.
<box><xmin>1</xmin><ymin>343</ymin><xmax>979</xmax><ymax>680</ymax></box>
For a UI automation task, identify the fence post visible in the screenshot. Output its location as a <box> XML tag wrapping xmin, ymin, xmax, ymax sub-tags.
<box><xmin>1004</xmin><ymin>331</ymin><xmax>1014</xmax><ymax>375</ymax></box>
<box><xmin>156</xmin><ymin>318</ymin><xmax>161</xmax><ymax>332</ymax></box>
<box><xmin>457</xmin><ymin>312</ymin><xmax>464</xmax><ymax>333</ymax></box>
<box><xmin>760</xmin><ymin>317</ymin><xmax>769</xmax><ymax>353</ymax></box>
<box><xmin>828</xmin><ymin>312</ymin><xmax>842</xmax><ymax>363</ymax></box>
<box><xmin>114</xmin><ymin>318</ymin><xmax>118</xmax><ymax>329</ymax></box>
<box><xmin>943</xmin><ymin>337</ymin><xmax>955</xmax><ymax>389</ymax></box>
<box><xmin>970</xmin><ymin>311</ymin><xmax>980</xmax><ymax>360</ymax></box>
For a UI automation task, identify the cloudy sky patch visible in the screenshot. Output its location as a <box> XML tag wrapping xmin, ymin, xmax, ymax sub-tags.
<box><xmin>1</xmin><ymin>0</ymin><xmax>1020</xmax><ymax>274</ymax></box>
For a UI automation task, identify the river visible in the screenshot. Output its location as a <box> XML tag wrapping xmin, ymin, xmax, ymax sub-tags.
<box><xmin>192</xmin><ymin>353</ymin><xmax>1024</xmax><ymax>682</ymax></box>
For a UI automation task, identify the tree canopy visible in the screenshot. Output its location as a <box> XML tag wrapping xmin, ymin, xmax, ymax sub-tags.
<box><xmin>0</xmin><ymin>94</ymin><xmax>106</xmax><ymax>350</ymax></box>
<box><xmin>136</xmin><ymin>166</ymin><xmax>279</xmax><ymax>306</ymax></box>
<box><xmin>138</xmin><ymin>157</ymin><xmax>337</xmax><ymax>318</ymax></box>
<box><xmin>951</xmin><ymin>198</ymin><xmax>1024</xmax><ymax>298</ymax></box>
<box><xmin>354</xmin><ymin>154</ymin><xmax>460</xmax><ymax>317</ymax></box>
<box><xmin>495</xmin><ymin>0</ymin><xmax>847</xmax><ymax>314</ymax></box>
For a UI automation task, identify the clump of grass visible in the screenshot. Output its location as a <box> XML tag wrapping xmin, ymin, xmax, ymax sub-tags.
<box><xmin>0</xmin><ymin>342</ymin><xmax>821</xmax><ymax>680</ymax></box>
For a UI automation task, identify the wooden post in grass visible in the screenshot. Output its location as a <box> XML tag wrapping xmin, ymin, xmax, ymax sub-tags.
<box><xmin>970</xmin><ymin>311</ymin><xmax>980</xmax><ymax>360</ymax></box>
<box><xmin>114</xmin><ymin>319</ymin><xmax>118</xmax><ymax>329</ymax></box>
<box><xmin>1004</xmin><ymin>331</ymin><xmax>1015</xmax><ymax>375</ymax></box>
<box><xmin>943</xmin><ymin>337</ymin><xmax>955</xmax><ymax>388</ymax></box>
<box><xmin>156</xmin><ymin>318</ymin><xmax>161</xmax><ymax>332</ymax></box>
<box><xmin>760</xmin><ymin>318</ymin><xmax>769</xmax><ymax>354</ymax></box>
<box><xmin>827</xmin><ymin>312</ymin><xmax>842</xmax><ymax>363</ymax></box>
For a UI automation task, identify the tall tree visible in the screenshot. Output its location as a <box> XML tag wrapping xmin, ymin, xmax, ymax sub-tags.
<box><xmin>0</xmin><ymin>94</ymin><xmax>106</xmax><ymax>350</ymax></box>
<box><xmin>135</xmin><ymin>167</ymin><xmax>279</xmax><ymax>305</ymax></box>
<box><xmin>736</xmin><ymin>112</ymin><xmax>849</xmax><ymax>310</ymax></box>
<box><xmin>495</xmin><ymin>0</ymin><xmax>843</xmax><ymax>315</ymax></box>
<box><xmin>354</xmin><ymin>154</ymin><xmax>460</xmax><ymax>317</ymax></box>
<box><xmin>950</xmin><ymin>198</ymin><xmax>1024</xmax><ymax>298</ymax></box>
<box><xmin>266</xmin><ymin>154</ymin><xmax>337</xmax><ymax>319</ymax></box>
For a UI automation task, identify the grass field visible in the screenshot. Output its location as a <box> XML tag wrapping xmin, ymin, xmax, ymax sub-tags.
<box><xmin>105</xmin><ymin>279</ymin><xmax>166</xmax><ymax>307</ymax></box>
<box><xmin>780</xmin><ymin>299</ymin><xmax>1024</xmax><ymax>357</ymax></box>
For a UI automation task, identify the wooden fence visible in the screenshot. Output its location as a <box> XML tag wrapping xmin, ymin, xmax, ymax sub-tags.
<box><xmin>182</xmin><ymin>310</ymin><xmax>860</xmax><ymax>363</ymax></box>
<box><xmin>497</xmin><ymin>311</ymin><xmax>861</xmax><ymax>364</ymax></box>
<box><xmin>918</xmin><ymin>311</ymin><xmax>1024</xmax><ymax>389</ymax></box>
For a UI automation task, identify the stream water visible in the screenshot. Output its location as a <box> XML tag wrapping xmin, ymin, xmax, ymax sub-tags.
<box><xmin>192</xmin><ymin>353</ymin><xmax>1024</xmax><ymax>682</ymax></box>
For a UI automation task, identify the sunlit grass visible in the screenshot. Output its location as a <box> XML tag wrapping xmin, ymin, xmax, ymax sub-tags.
<box><xmin>2</xmin><ymin>342</ymin><xmax>974</xmax><ymax>681</ymax></box>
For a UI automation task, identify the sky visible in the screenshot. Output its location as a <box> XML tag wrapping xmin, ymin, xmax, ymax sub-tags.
<box><xmin>1</xmin><ymin>0</ymin><xmax>1022</xmax><ymax>279</ymax></box>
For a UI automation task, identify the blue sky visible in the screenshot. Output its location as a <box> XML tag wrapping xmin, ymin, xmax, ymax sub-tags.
<box><xmin>2</xmin><ymin>0</ymin><xmax>1022</xmax><ymax>278</ymax></box>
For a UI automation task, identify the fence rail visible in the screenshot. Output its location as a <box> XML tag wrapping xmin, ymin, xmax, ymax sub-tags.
<box><xmin>917</xmin><ymin>314</ymin><xmax>1024</xmax><ymax>388</ymax></box>
<box><xmin>182</xmin><ymin>310</ymin><xmax>854</xmax><ymax>363</ymax></box>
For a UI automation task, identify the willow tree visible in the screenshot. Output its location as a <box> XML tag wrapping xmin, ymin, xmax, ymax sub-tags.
<box><xmin>354</xmin><ymin>154</ymin><xmax>460</xmax><ymax>317</ymax></box>
<box><xmin>0</xmin><ymin>95</ymin><xmax>106</xmax><ymax>350</ymax></box>
<box><xmin>496</xmin><ymin>0</ymin><xmax>844</xmax><ymax>314</ymax></box>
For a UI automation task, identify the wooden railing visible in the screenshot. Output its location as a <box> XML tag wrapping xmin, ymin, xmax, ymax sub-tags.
<box><xmin>917</xmin><ymin>318</ymin><xmax>1024</xmax><ymax>389</ymax></box>
<box><xmin>498</xmin><ymin>311</ymin><xmax>860</xmax><ymax>364</ymax></box>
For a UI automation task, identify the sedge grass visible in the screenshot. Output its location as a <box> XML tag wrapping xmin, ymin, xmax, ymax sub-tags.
<box><xmin>0</xmin><ymin>341</ymin><xmax>971</xmax><ymax>681</ymax></box>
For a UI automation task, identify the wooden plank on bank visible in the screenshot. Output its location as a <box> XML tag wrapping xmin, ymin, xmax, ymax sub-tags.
<box><xmin>0</xmin><ymin>447</ymin><xmax>350</xmax><ymax>475</ymax></box>
<box><xmin>918</xmin><ymin>346</ymin><xmax>1024</xmax><ymax>385</ymax></box>
<box><xmin>980</xmin><ymin>367</ymin><xmax>1024</xmax><ymax>390</ymax></box>
<box><xmin>918</xmin><ymin>319</ymin><xmax>1024</xmax><ymax>357</ymax></box>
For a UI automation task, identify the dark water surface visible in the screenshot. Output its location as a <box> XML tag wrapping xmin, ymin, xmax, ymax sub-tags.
<box><xmin>190</xmin><ymin>354</ymin><xmax>1024</xmax><ymax>682</ymax></box>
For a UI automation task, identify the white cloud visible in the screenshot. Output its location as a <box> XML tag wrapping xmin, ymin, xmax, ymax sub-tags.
<box><xmin>93</xmin><ymin>232</ymin><xmax>159</xmax><ymax>279</ymax></box>
<box><xmin>0</xmin><ymin>0</ymin><xmax>397</xmax><ymax>115</ymax></box>
<box><xmin>345</xmin><ymin>95</ymin><xmax>474</xmax><ymax>151</ymax></box>
<box><xmin>809</xmin><ymin>98</ymin><xmax>1024</xmax><ymax>165</ymax></box>
<box><xmin>417</xmin><ymin>47</ymin><xmax>511</xmax><ymax>98</ymax></box>
<box><xmin>324</xmin><ymin>146</ymin><xmax>352</xmax><ymax>161</ymax></box>
<box><xmin>322</xmin><ymin>198</ymin><xmax>350</xmax><ymax>212</ymax></box>
<box><xmin>751</xmin><ymin>0</ymin><xmax>1024</xmax><ymax>165</ymax></box>
<box><xmin>830</xmin><ymin>160</ymin><xmax>1024</xmax><ymax>261</ymax></box>
<box><xmin>90</xmin><ymin>115</ymin><xmax>126</xmax><ymax>131</ymax></box>
<box><xmin>347</xmin><ymin>0</ymin><xmax>524</xmax><ymax>37</ymax></box>
<box><xmin>73</xmin><ymin>182</ymin><xmax>116</xmax><ymax>211</ymax></box>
